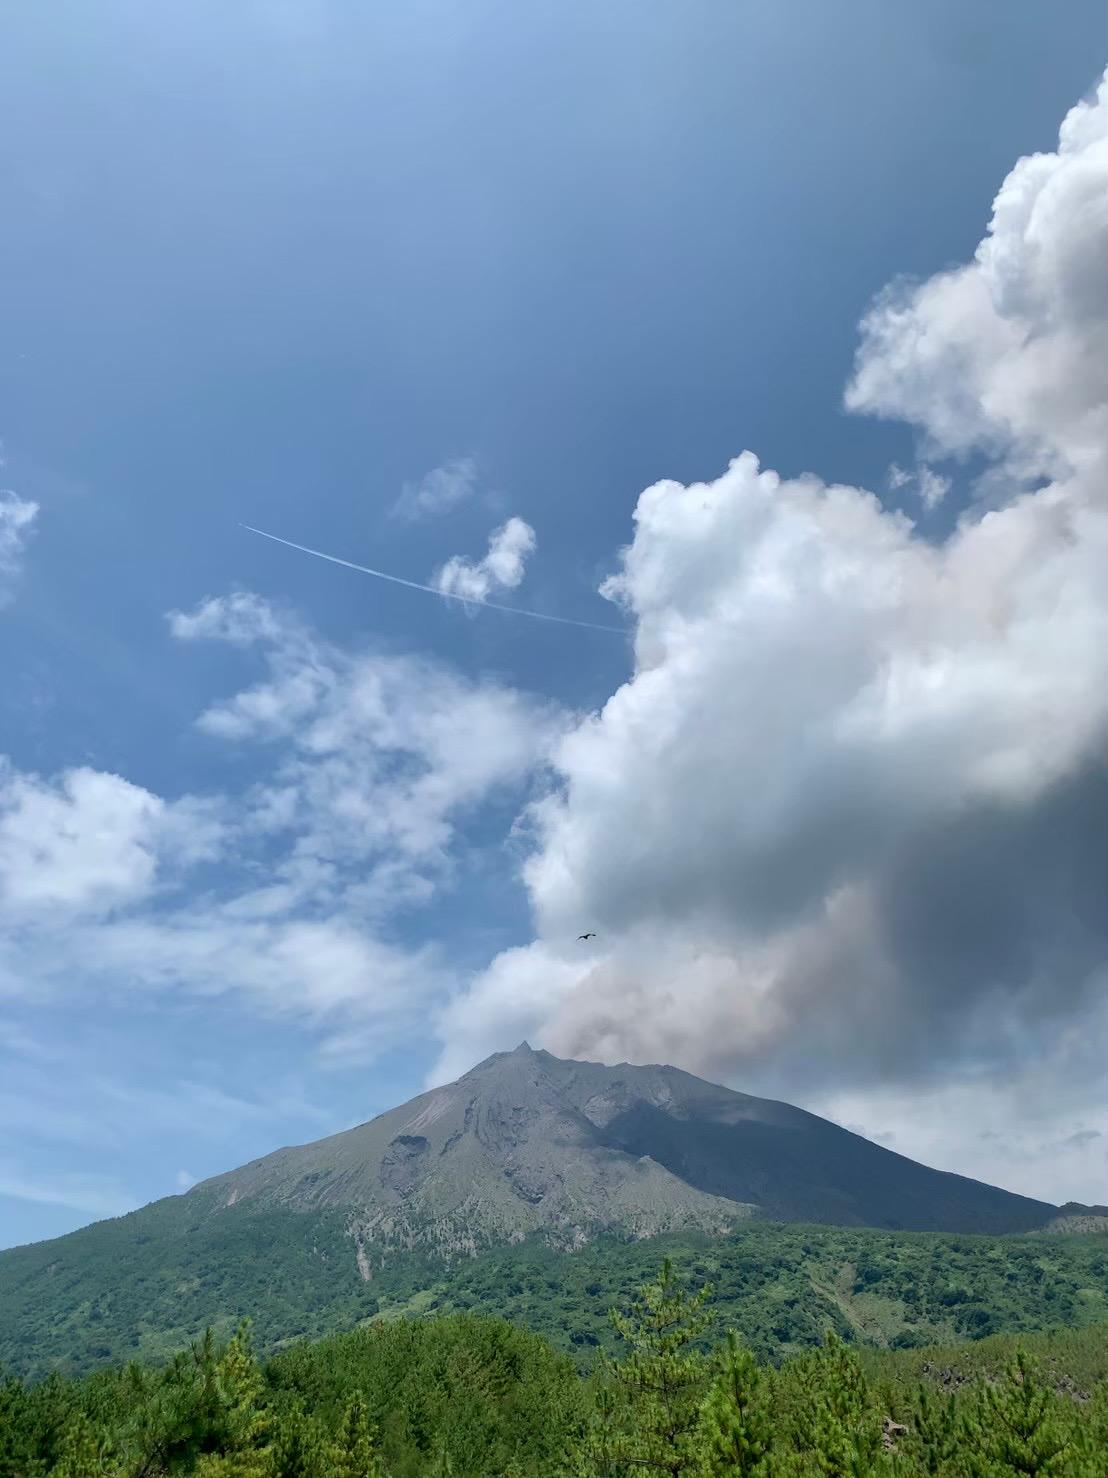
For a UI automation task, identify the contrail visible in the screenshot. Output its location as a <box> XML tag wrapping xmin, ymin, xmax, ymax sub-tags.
<box><xmin>241</xmin><ymin>524</ymin><xmax>628</xmax><ymax>634</ymax></box>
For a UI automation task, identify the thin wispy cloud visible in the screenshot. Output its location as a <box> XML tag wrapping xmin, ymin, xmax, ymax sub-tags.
<box><xmin>886</xmin><ymin>462</ymin><xmax>951</xmax><ymax>509</ymax></box>
<box><xmin>392</xmin><ymin>457</ymin><xmax>479</xmax><ymax>521</ymax></box>
<box><xmin>0</xmin><ymin>489</ymin><xmax>38</xmax><ymax>604</ymax></box>
<box><xmin>0</xmin><ymin>1164</ymin><xmax>137</xmax><ymax>1219</ymax></box>
<box><xmin>0</xmin><ymin>593</ymin><xmax>566</xmax><ymax>1081</ymax></box>
<box><xmin>241</xmin><ymin>524</ymin><xmax>626</xmax><ymax>633</ymax></box>
<box><xmin>916</xmin><ymin>464</ymin><xmax>951</xmax><ymax>509</ymax></box>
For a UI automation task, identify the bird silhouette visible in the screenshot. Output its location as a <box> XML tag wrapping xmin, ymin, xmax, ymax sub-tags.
<box><xmin>577</xmin><ymin>932</ymin><xmax>596</xmax><ymax>941</ymax></box>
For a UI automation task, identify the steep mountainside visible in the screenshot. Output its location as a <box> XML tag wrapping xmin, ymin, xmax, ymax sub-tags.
<box><xmin>1</xmin><ymin>1043</ymin><xmax>1086</xmax><ymax>1376</ymax></box>
<box><xmin>193</xmin><ymin>1043</ymin><xmax>1054</xmax><ymax>1243</ymax></box>
<box><xmin>196</xmin><ymin>1044</ymin><xmax>754</xmax><ymax>1260</ymax></box>
<box><xmin>3</xmin><ymin>1211</ymin><xmax>1108</xmax><ymax>1381</ymax></box>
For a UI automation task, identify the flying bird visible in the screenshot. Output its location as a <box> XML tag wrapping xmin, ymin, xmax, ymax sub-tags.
<box><xmin>577</xmin><ymin>932</ymin><xmax>597</xmax><ymax>941</ymax></box>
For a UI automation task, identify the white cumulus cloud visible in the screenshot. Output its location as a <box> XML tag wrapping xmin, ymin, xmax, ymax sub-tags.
<box><xmin>0</xmin><ymin>592</ymin><xmax>563</xmax><ymax>1064</ymax></box>
<box><xmin>175</xmin><ymin>593</ymin><xmax>562</xmax><ymax>872</ymax></box>
<box><xmin>847</xmin><ymin>70</ymin><xmax>1108</xmax><ymax>482</ymax></box>
<box><xmin>168</xmin><ymin>590</ymin><xmax>287</xmax><ymax>646</ymax></box>
<box><xmin>431</xmin><ymin>72</ymin><xmax>1108</xmax><ymax>1205</ymax></box>
<box><xmin>432</xmin><ymin>517</ymin><xmax>536</xmax><ymax>604</ymax></box>
<box><xmin>0</xmin><ymin>763</ymin><xmax>222</xmax><ymax>919</ymax></box>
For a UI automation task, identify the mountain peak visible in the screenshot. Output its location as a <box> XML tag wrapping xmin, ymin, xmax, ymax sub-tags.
<box><xmin>184</xmin><ymin>1047</ymin><xmax>1058</xmax><ymax>1248</ymax></box>
<box><xmin>0</xmin><ymin>1046</ymin><xmax>1080</xmax><ymax>1387</ymax></box>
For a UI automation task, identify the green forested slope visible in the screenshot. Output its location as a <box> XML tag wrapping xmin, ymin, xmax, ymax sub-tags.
<box><xmin>8</xmin><ymin>1046</ymin><xmax>1093</xmax><ymax>1385</ymax></box>
<box><xmin>3</xmin><ymin>1204</ymin><xmax>1106</xmax><ymax>1380</ymax></box>
<box><xmin>2</xmin><ymin>1263</ymin><xmax>1108</xmax><ymax>1476</ymax></box>
<box><xmin>387</xmin><ymin>1223</ymin><xmax>1108</xmax><ymax>1366</ymax></box>
<box><xmin>0</xmin><ymin>1203</ymin><xmax>400</xmax><ymax>1377</ymax></box>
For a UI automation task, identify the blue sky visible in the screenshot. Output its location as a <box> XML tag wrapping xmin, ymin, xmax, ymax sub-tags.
<box><xmin>1</xmin><ymin>2</ymin><xmax>1106</xmax><ymax>1248</ymax></box>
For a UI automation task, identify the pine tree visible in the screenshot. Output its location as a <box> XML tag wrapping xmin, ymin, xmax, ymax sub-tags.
<box><xmin>331</xmin><ymin>1393</ymin><xmax>382</xmax><ymax>1478</ymax></box>
<box><xmin>214</xmin><ymin>1326</ymin><xmax>271</xmax><ymax>1460</ymax></box>
<box><xmin>566</xmin><ymin>1386</ymin><xmax>620</xmax><ymax>1478</ymax></box>
<box><xmin>269</xmin><ymin>1402</ymin><xmax>330</xmax><ymax>1478</ymax></box>
<box><xmin>784</xmin><ymin>1333</ymin><xmax>887</xmax><ymax>1478</ymax></box>
<box><xmin>910</xmin><ymin>1381</ymin><xmax>959</xmax><ymax>1475</ymax></box>
<box><xmin>697</xmin><ymin>1331</ymin><xmax>773</xmax><ymax>1478</ymax></box>
<box><xmin>112</xmin><ymin>1324</ymin><xmax>271</xmax><ymax>1477</ymax></box>
<box><xmin>0</xmin><ymin>1375</ymin><xmax>43</xmax><ymax>1478</ymax></box>
<box><xmin>575</xmin><ymin>1257</ymin><xmax>715</xmax><ymax>1477</ymax></box>
<box><xmin>193</xmin><ymin>1454</ymin><xmax>273</xmax><ymax>1477</ymax></box>
<box><xmin>49</xmin><ymin>1414</ymin><xmax>103</xmax><ymax>1478</ymax></box>
<box><xmin>1071</xmin><ymin>1378</ymin><xmax>1108</xmax><ymax>1478</ymax></box>
<box><xmin>970</xmin><ymin>1349</ymin><xmax>1076</xmax><ymax>1477</ymax></box>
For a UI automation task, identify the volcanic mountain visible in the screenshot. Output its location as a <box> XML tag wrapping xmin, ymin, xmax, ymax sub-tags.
<box><xmin>192</xmin><ymin>1042</ymin><xmax>1054</xmax><ymax>1243</ymax></box>
<box><xmin>1</xmin><ymin>1044</ymin><xmax>1079</xmax><ymax>1376</ymax></box>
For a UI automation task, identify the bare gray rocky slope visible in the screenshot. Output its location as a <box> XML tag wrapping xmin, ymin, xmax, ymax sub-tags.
<box><xmin>194</xmin><ymin>1043</ymin><xmax>1056</xmax><ymax>1247</ymax></box>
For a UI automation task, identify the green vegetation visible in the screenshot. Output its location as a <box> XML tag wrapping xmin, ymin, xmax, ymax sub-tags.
<box><xmin>0</xmin><ymin>1203</ymin><xmax>393</xmax><ymax>1377</ymax></box>
<box><xmin>0</xmin><ymin>1316</ymin><xmax>582</xmax><ymax>1478</ymax></box>
<box><xmin>395</xmin><ymin>1224</ymin><xmax>1108</xmax><ymax>1367</ymax></box>
<box><xmin>3</xmin><ymin>1211</ymin><xmax>1107</xmax><ymax>1381</ymax></box>
<box><xmin>572</xmin><ymin>1258</ymin><xmax>715</xmax><ymax>1475</ymax></box>
<box><xmin>862</xmin><ymin>1321</ymin><xmax>1108</xmax><ymax>1398</ymax></box>
<box><xmin>3</xmin><ymin>1262</ymin><xmax>1108</xmax><ymax>1475</ymax></box>
<box><xmin>8</xmin><ymin>1050</ymin><xmax>1097</xmax><ymax>1388</ymax></box>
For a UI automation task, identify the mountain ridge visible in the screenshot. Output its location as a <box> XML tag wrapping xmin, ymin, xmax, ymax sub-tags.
<box><xmin>192</xmin><ymin>1043</ymin><xmax>758</xmax><ymax>1260</ymax></box>
<box><xmin>182</xmin><ymin>1042</ymin><xmax>1056</xmax><ymax>1246</ymax></box>
<box><xmin>2</xmin><ymin>1044</ymin><xmax>1102</xmax><ymax>1379</ymax></box>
